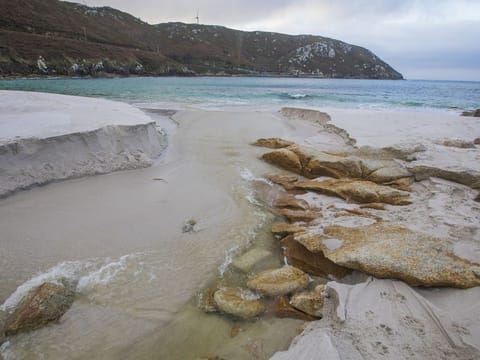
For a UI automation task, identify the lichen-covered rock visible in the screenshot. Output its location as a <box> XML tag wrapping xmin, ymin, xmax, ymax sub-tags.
<box><xmin>213</xmin><ymin>287</ymin><xmax>265</xmax><ymax>319</ymax></box>
<box><xmin>3</xmin><ymin>281</ymin><xmax>75</xmax><ymax>336</ymax></box>
<box><xmin>247</xmin><ymin>266</ymin><xmax>310</xmax><ymax>296</ymax></box>
<box><xmin>252</xmin><ymin>138</ymin><xmax>294</xmax><ymax>149</ymax></box>
<box><xmin>295</xmin><ymin>179</ymin><xmax>411</xmax><ymax>205</ymax></box>
<box><xmin>281</xmin><ymin>235</ymin><xmax>350</xmax><ymax>278</ymax></box>
<box><xmin>290</xmin><ymin>285</ymin><xmax>326</xmax><ymax>317</ymax></box>
<box><xmin>232</xmin><ymin>248</ymin><xmax>272</xmax><ymax>273</ymax></box>
<box><xmin>304</xmin><ymin>222</ymin><xmax>480</xmax><ymax>288</ymax></box>
<box><xmin>271</xmin><ymin>223</ymin><xmax>306</xmax><ymax>237</ymax></box>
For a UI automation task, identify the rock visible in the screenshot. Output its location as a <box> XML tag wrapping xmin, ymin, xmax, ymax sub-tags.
<box><xmin>359</xmin><ymin>203</ymin><xmax>386</xmax><ymax>211</ymax></box>
<box><xmin>289</xmin><ymin>285</ymin><xmax>326</xmax><ymax>317</ymax></box>
<box><xmin>262</xmin><ymin>148</ymin><xmax>302</xmax><ymax>174</ymax></box>
<box><xmin>271</xmin><ymin>223</ymin><xmax>306</xmax><ymax>237</ymax></box>
<box><xmin>213</xmin><ymin>287</ymin><xmax>265</xmax><ymax>319</ymax></box>
<box><xmin>265</xmin><ymin>174</ymin><xmax>298</xmax><ymax>186</ymax></box>
<box><xmin>409</xmin><ymin>165</ymin><xmax>480</xmax><ymax>189</ymax></box>
<box><xmin>461</xmin><ymin>109</ymin><xmax>480</xmax><ymax>117</ymax></box>
<box><xmin>3</xmin><ymin>281</ymin><xmax>75</xmax><ymax>336</ymax></box>
<box><xmin>232</xmin><ymin>248</ymin><xmax>272</xmax><ymax>273</ymax></box>
<box><xmin>197</xmin><ymin>287</ymin><xmax>219</xmax><ymax>313</ymax></box>
<box><xmin>277</xmin><ymin>209</ymin><xmax>322</xmax><ymax>222</ymax></box>
<box><xmin>272</xmin><ymin>193</ymin><xmax>309</xmax><ymax>210</ymax></box>
<box><xmin>252</xmin><ymin>138</ymin><xmax>294</xmax><ymax>149</ymax></box>
<box><xmin>474</xmin><ymin>138</ymin><xmax>480</xmax><ymax>145</ymax></box>
<box><xmin>267</xmin><ymin>295</ymin><xmax>316</xmax><ymax>321</ymax></box>
<box><xmin>261</xmin><ymin>144</ymin><xmax>412</xmax><ymax>186</ymax></box>
<box><xmin>295</xmin><ymin>179</ymin><xmax>411</xmax><ymax>205</ymax></box>
<box><xmin>277</xmin><ymin>208</ymin><xmax>322</xmax><ymax>222</ymax></box>
<box><xmin>281</xmin><ymin>235</ymin><xmax>350</xmax><ymax>278</ymax></box>
<box><xmin>247</xmin><ymin>265</ymin><xmax>310</xmax><ymax>296</ymax></box>
<box><xmin>441</xmin><ymin>139</ymin><xmax>476</xmax><ymax>149</ymax></box>
<box><xmin>304</xmin><ymin>222</ymin><xmax>480</xmax><ymax>288</ymax></box>
<box><xmin>182</xmin><ymin>219</ymin><xmax>197</xmax><ymax>233</ymax></box>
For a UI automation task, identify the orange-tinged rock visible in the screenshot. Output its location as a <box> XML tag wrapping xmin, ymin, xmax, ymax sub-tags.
<box><xmin>289</xmin><ymin>285</ymin><xmax>326</xmax><ymax>318</ymax></box>
<box><xmin>295</xmin><ymin>178</ymin><xmax>411</xmax><ymax>205</ymax></box>
<box><xmin>267</xmin><ymin>295</ymin><xmax>316</xmax><ymax>321</ymax></box>
<box><xmin>247</xmin><ymin>266</ymin><xmax>309</xmax><ymax>296</ymax></box>
<box><xmin>302</xmin><ymin>222</ymin><xmax>480</xmax><ymax>288</ymax></box>
<box><xmin>262</xmin><ymin>148</ymin><xmax>302</xmax><ymax>174</ymax></box>
<box><xmin>3</xmin><ymin>282</ymin><xmax>75</xmax><ymax>336</ymax></box>
<box><xmin>271</xmin><ymin>223</ymin><xmax>306</xmax><ymax>237</ymax></box>
<box><xmin>281</xmin><ymin>235</ymin><xmax>350</xmax><ymax>279</ymax></box>
<box><xmin>253</xmin><ymin>138</ymin><xmax>294</xmax><ymax>149</ymax></box>
<box><xmin>277</xmin><ymin>208</ymin><xmax>322</xmax><ymax>223</ymax></box>
<box><xmin>213</xmin><ymin>287</ymin><xmax>265</xmax><ymax>319</ymax></box>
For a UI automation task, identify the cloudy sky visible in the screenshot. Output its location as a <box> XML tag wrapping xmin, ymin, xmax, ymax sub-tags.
<box><xmin>80</xmin><ymin>0</ymin><xmax>480</xmax><ymax>80</ymax></box>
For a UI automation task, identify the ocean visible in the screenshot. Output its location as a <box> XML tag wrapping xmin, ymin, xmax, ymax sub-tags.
<box><xmin>0</xmin><ymin>77</ymin><xmax>479</xmax><ymax>112</ymax></box>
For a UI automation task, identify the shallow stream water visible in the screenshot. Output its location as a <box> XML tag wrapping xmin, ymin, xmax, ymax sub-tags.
<box><xmin>0</xmin><ymin>109</ymin><xmax>321</xmax><ymax>359</ymax></box>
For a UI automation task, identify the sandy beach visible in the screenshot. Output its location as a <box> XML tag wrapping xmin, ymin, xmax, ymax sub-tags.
<box><xmin>1</xmin><ymin>91</ymin><xmax>479</xmax><ymax>359</ymax></box>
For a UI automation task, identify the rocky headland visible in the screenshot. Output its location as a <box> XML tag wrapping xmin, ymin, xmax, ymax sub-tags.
<box><xmin>0</xmin><ymin>0</ymin><xmax>402</xmax><ymax>78</ymax></box>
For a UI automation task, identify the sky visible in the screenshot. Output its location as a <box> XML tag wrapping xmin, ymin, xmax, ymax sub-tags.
<box><xmin>79</xmin><ymin>0</ymin><xmax>480</xmax><ymax>81</ymax></box>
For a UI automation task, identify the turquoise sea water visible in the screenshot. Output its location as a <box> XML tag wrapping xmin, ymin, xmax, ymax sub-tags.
<box><xmin>0</xmin><ymin>77</ymin><xmax>479</xmax><ymax>111</ymax></box>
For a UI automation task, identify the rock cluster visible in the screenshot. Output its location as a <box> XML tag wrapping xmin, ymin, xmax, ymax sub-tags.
<box><xmin>256</xmin><ymin>138</ymin><xmax>480</xmax><ymax>289</ymax></box>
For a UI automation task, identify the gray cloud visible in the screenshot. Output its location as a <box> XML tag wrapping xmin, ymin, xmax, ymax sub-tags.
<box><xmin>80</xmin><ymin>0</ymin><xmax>480</xmax><ymax>80</ymax></box>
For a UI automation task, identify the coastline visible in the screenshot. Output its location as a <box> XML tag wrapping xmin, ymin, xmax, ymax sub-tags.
<box><xmin>0</xmin><ymin>91</ymin><xmax>479</xmax><ymax>359</ymax></box>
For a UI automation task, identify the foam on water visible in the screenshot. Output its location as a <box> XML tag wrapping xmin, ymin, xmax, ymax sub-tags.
<box><xmin>0</xmin><ymin>253</ymin><xmax>152</xmax><ymax>312</ymax></box>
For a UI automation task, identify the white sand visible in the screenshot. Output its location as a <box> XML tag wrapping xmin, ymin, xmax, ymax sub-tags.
<box><xmin>0</xmin><ymin>91</ymin><xmax>168</xmax><ymax>197</ymax></box>
<box><xmin>0</xmin><ymin>91</ymin><xmax>153</xmax><ymax>143</ymax></box>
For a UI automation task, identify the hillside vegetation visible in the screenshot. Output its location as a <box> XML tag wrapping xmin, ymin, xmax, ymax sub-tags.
<box><xmin>0</xmin><ymin>0</ymin><xmax>403</xmax><ymax>78</ymax></box>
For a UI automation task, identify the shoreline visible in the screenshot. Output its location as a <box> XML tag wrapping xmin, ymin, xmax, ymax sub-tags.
<box><xmin>0</xmin><ymin>92</ymin><xmax>479</xmax><ymax>359</ymax></box>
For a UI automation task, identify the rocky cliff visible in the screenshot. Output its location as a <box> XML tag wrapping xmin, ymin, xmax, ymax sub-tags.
<box><xmin>0</xmin><ymin>0</ymin><xmax>403</xmax><ymax>79</ymax></box>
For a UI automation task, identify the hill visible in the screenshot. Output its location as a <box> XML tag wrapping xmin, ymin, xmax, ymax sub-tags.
<box><xmin>0</xmin><ymin>0</ymin><xmax>403</xmax><ymax>79</ymax></box>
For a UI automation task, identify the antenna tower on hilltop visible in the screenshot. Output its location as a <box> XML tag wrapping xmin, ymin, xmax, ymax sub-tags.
<box><xmin>195</xmin><ymin>10</ymin><xmax>199</xmax><ymax>24</ymax></box>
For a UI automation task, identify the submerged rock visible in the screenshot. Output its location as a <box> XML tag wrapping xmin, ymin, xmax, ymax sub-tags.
<box><xmin>281</xmin><ymin>235</ymin><xmax>350</xmax><ymax>279</ymax></box>
<box><xmin>252</xmin><ymin>138</ymin><xmax>294</xmax><ymax>149</ymax></box>
<box><xmin>247</xmin><ymin>265</ymin><xmax>310</xmax><ymax>296</ymax></box>
<box><xmin>232</xmin><ymin>248</ymin><xmax>272</xmax><ymax>273</ymax></box>
<box><xmin>213</xmin><ymin>287</ymin><xmax>265</xmax><ymax>319</ymax></box>
<box><xmin>301</xmin><ymin>222</ymin><xmax>480</xmax><ymax>288</ymax></box>
<box><xmin>295</xmin><ymin>179</ymin><xmax>411</xmax><ymax>205</ymax></box>
<box><xmin>3</xmin><ymin>281</ymin><xmax>75</xmax><ymax>336</ymax></box>
<box><xmin>289</xmin><ymin>285</ymin><xmax>326</xmax><ymax>318</ymax></box>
